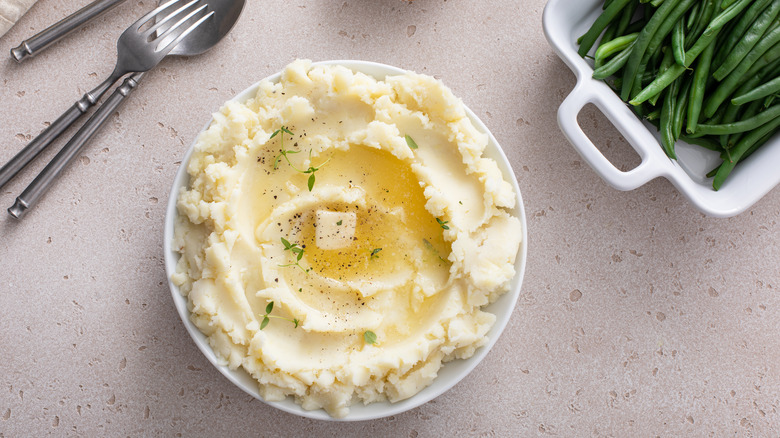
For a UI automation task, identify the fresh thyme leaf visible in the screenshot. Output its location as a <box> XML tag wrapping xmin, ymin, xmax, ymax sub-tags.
<box><xmin>271</xmin><ymin>126</ymin><xmax>305</xmax><ymax>172</ymax></box>
<box><xmin>436</xmin><ymin>218</ymin><xmax>450</xmax><ymax>230</ymax></box>
<box><xmin>364</xmin><ymin>330</ymin><xmax>377</xmax><ymax>345</ymax></box>
<box><xmin>308</xmin><ymin>173</ymin><xmax>315</xmax><ymax>191</ymax></box>
<box><xmin>405</xmin><ymin>134</ymin><xmax>419</xmax><ymax>150</ymax></box>
<box><xmin>336</xmin><ymin>220</ymin><xmax>343</xmax><ymax>226</ymax></box>
<box><xmin>370</xmin><ymin>248</ymin><xmax>382</xmax><ymax>259</ymax></box>
<box><xmin>258</xmin><ymin>299</ymin><xmax>299</xmax><ymax>330</ymax></box>
<box><xmin>279</xmin><ymin>240</ymin><xmax>309</xmax><ymax>274</ymax></box>
<box><xmin>422</xmin><ymin>238</ymin><xmax>448</xmax><ymax>263</ymax></box>
<box><xmin>298</xmin><ymin>288</ymin><xmax>302</xmax><ymax>293</ymax></box>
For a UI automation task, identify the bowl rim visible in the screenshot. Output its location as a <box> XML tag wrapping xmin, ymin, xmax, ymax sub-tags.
<box><xmin>163</xmin><ymin>59</ymin><xmax>528</xmax><ymax>421</ymax></box>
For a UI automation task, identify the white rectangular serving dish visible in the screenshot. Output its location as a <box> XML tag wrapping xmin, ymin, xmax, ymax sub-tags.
<box><xmin>543</xmin><ymin>0</ymin><xmax>780</xmax><ymax>217</ymax></box>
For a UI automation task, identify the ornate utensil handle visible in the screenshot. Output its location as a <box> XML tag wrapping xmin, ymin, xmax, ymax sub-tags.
<box><xmin>8</xmin><ymin>72</ymin><xmax>144</xmax><ymax>219</ymax></box>
<box><xmin>11</xmin><ymin>0</ymin><xmax>129</xmax><ymax>62</ymax></box>
<box><xmin>0</xmin><ymin>73</ymin><xmax>122</xmax><ymax>191</ymax></box>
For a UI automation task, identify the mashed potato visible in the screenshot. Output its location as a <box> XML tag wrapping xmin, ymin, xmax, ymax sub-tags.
<box><xmin>172</xmin><ymin>60</ymin><xmax>523</xmax><ymax>417</ymax></box>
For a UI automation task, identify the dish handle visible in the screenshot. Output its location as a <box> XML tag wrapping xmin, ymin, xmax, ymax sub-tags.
<box><xmin>557</xmin><ymin>81</ymin><xmax>668</xmax><ymax>191</ymax></box>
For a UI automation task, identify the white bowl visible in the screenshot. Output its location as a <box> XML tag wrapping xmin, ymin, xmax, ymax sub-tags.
<box><xmin>543</xmin><ymin>0</ymin><xmax>780</xmax><ymax>217</ymax></box>
<box><xmin>163</xmin><ymin>60</ymin><xmax>528</xmax><ymax>421</ymax></box>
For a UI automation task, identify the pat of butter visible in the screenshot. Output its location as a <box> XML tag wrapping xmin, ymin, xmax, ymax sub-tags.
<box><xmin>315</xmin><ymin>210</ymin><xmax>356</xmax><ymax>250</ymax></box>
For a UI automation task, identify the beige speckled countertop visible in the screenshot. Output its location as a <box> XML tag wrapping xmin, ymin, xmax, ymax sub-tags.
<box><xmin>1</xmin><ymin>0</ymin><xmax>779</xmax><ymax>436</ymax></box>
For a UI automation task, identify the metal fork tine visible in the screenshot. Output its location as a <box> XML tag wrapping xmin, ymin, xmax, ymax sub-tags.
<box><xmin>142</xmin><ymin>0</ymin><xmax>200</xmax><ymax>38</ymax></box>
<box><xmin>154</xmin><ymin>5</ymin><xmax>210</xmax><ymax>52</ymax></box>
<box><xmin>158</xmin><ymin>11</ymin><xmax>214</xmax><ymax>53</ymax></box>
<box><xmin>132</xmin><ymin>0</ymin><xmax>186</xmax><ymax>32</ymax></box>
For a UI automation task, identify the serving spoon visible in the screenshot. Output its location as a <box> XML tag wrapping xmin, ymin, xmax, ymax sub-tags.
<box><xmin>7</xmin><ymin>0</ymin><xmax>247</xmax><ymax>219</ymax></box>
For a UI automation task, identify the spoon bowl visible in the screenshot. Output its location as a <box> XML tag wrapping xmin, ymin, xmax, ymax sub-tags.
<box><xmin>166</xmin><ymin>0</ymin><xmax>246</xmax><ymax>57</ymax></box>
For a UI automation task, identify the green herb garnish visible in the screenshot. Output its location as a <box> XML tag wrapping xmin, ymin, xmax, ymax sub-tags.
<box><xmin>259</xmin><ymin>301</ymin><xmax>300</xmax><ymax>330</ymax></box>
<box><xmin>272</xmin><ymin>126</ymin><xmax>299</xmax><ymax>170</ymax></box>
<box><xmin>436</xmin><ymin>218</ymin><xmax>450</xmax><ymax>230</ymax></box>
<box><xmin>271</xmin><ymin>126</ymin><xmax>330</xmax><ymax>191</ymax></box>
<box><xmin>422</xmin><ymin>238</ymin><xmax>448</xmax><ymax>263</ymax></box>
<box><xmin>363</xmin><ymin>330</ymin><xmax>377</xmax><ymax>345</ymax></box>
<box><xmin>405</xmin><ymin>134</ymin><xmax>419</xmax><ymax>150</ymax></box>
<box><xmin>279</xmin><ymin>237</ymin><xmax>310</xmax><ymax>274</ymax></box>
<box><xmin>336</xmin><ymin>220</ymin><xmax>343</xmax><ymax>226</ymax></box>
<box><xmin>301</xmin><ymin>150</ymin><xmax>331</xmax><ymax>192</ymax></box>
<box><xmin>370</xmin><ymin>248</ymin><xmax>382</xmax><ymax>259</ymax></box>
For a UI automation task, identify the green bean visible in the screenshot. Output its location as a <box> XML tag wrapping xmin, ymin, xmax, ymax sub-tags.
<box><xmin>735</xmin><ymin>80</ymin><xmax>780</xmax><ymax>107</ymax></box>
<box><xmin>602</xmin><ymin>21</ymin><xmax>619</xmax><ymax>46</ymax></box>
<box><xmin>595</xmin><ymin>33</ymin><xmax>639</xmax><ymax>61</ymax></box>
<box><xmin>672</xmin><ymin>20</ymin><xmax>686</xmax><ymax>65</ymax></box>
<box><xmin>765</xmin><ymin>93</ymin><xmax>777</xmax><ymax>107</ymax></box>
<box><xmin>616</xmin><ymin>1</ymin><xmax>639</xmax><ymax>36</ymax></box>
<box><xmin>612</xmin><ymin>73</ymin><xmax>656</xmax><ymax>91</ymax></box>
<box><xmin>714</xmin><ymin>3</ymin><xmax>780</xmax><ymax>81</ymax></box>
<box><xmin>726</xmin><ymin>99</ymin><xmax>766</xmax><ymax>146</ymax></box>
<box><xmin>723</xmin><ymin>129</ymin><xmax>771</xmax><ymax>160</ymax></box>
<box><xmin>579</xmin><ymin>0</ymin><xmax>780</xmax><ymax>190</ymax></box>
<box><xmin>628</xmin><ymin>0</ymin><xmax>698</xmax><ymax>100</ymax></box>
<box><xmin>697</xmin><ymin>105</ymin><xmax>780</xmax><ymax>135</ymax></box>
<box><xmin>686</xmin><ymin>3</ymin><xmax>701</xmax><ymax>31</ymax></box>
<box><xmin>630</xmin><ymin>0</ymin><xmax>735</xmax><ymax>105</ymax></box>
<box><xmin>593</xmin><ymin>41</ymin><xmax>636</xmax><ymax>79</ymax></box>
<box><xmin>650</xmin><ymin>47</ymin><xmax>676</xmax><ymax>106</ymax></box>
<box><xmin>706</xmin><ymin>164</ymin><xmax>721</xmax><ymax>178</ymax></box>
<box><xmin>713</xmin><ymin>111</ymin><xmax>780</xmax><ymax>190</ymax></box>
<box><xmin>578</xmin><ymin>0</ymin><xmax>635</xmax><ymax>57</ymax></box>
<box><xmin>620</xmin><ymin>0</ymin><xmax>684</xmax><ymax>100</ymax></box>
<box><xmin>718</xmin><ymin>100</ymin><xmax>747</xmax><ymax>146</ymax></box>
<box><xmin>687</xmin><ymin>0</ymin><xmax>716</xmax><ymax>48</ymax></box>
<box><xmin>738</xmin><ymin>40</ymin><xmax>780</xmax><ymax>82</ymax></box>
<box><xmin>687</xmin><ymin>39</ymin><xmax>716</xmax><ymax>133</ymax></box>
<box><xmin>595</xmin><ymin>26</ymin><xmax>619</xmax><ymax>69</ymax></box>
<box><xmin>740</xmin><ymin>129</ymin><xmax>777</xmax><ymax>160</ymax></box>
<box><xmin>645</xmin><ymin>108</ymin><xmax>662</xmax><ymax>120</ymax></box>
<box><xmin>674</xmin><ymin>76</ymin><xmax>692</xmax><ymax>140</ymax></box>
<box><xmin>629</xmin><ymin>64</ymin><xmax>686</xmax><ymax>105</ymax></box>
<box><xmin>681</xmin><ymin>135</ymin><xmax>724</xmax><ymax>151</ymax></box>
<box><xmin>624</xmin><ymin>19</ymin><xmax>646</xmax><ymax>35</ymax></box>
<box><xmin>704</xmin><ymin>25</ymin><xmax>780</xmax><ymax>117</ymax></box>
<box><xmin>684</xmin><ymin>0</ymin><xmax>750</xmax><ymax>68</ymax></box>
<box><xmin>660</xmin><ymin>78</ymin><xmax>680</xmax><ymax>158</ymax></box>
<box><xmin>714</xmin><ymin>0</ymin><xmax>773</xmax><ymax>62</ymax></box>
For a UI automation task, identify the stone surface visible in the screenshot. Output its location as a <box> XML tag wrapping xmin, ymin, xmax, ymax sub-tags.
<box><xmin>1</xmin><ymin>0</ymin><xmax>779</xmax><ymax>436</ymax></box>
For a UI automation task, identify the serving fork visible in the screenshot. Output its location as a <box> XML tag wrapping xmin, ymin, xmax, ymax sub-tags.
<box><xmin>0</xmin><ymin>0</ymin><xmax>213</xmax><ymax>214</ymax></box>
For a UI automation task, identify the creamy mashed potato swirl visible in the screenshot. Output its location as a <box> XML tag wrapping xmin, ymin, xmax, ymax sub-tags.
<box><xmin>172</xmin><ymin>60</ymin><xmax>523</xmax><ymax>418</ymax></box>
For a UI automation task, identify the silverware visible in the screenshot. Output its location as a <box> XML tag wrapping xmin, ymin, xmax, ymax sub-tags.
<box><xmin>7</xmin><ymin>0</ymin><xmax>246</xmax><ymax>219</ymax></box>
<box><xmin>6</xmin><ymin>0</ymin><xmax>215</xmax><ymax>219</ymax></box>
<box><xmin>10</xmin><ymin>0</ymin><xmax>130</xmax><ymax>63</ymax></box>
<box><xmin>0</xmin><ymin>0</ymin><xmax>209</xmax><ymax>194</ymax></box>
